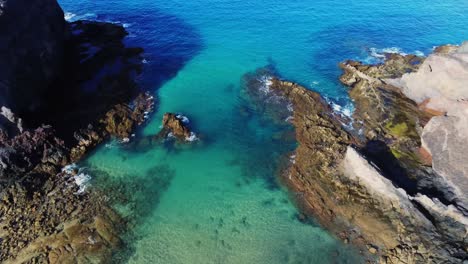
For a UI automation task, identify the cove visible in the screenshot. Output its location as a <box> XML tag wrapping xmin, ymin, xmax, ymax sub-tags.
<box><xmin>58</xmin><ymin>0</ymin><xmax>468</xmax><ymax>263</ymax></box>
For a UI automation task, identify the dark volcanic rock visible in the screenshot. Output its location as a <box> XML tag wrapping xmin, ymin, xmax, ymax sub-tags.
<box><xmin>0</xmin><ymin>0</ymin><xmax>65</xmax><ymax>114</ymax></box>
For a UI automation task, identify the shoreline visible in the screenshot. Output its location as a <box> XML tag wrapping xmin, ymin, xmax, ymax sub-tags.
<box><xmin>264</xmin><ymin>43</ymin><xmax>468</xmax><ymax>263</ymax></box>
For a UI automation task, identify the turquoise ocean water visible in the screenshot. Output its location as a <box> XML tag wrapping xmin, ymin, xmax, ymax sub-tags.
<box><xmin>58</xmin><ymin>0</ymin><xmax>468</xmax><ymax>263</ymax></box>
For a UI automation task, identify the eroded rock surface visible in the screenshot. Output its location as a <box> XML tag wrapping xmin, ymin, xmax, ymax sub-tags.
<box><xmin>387</xmin><ymin>43</ymin><xmax>468</xmax><ymax>215</ymax></box>
<box><xmin>156</xmin><ymin>113</ymin><xmax>196</xmax><ymax>142</ymax></box>
<box><xmin>0</xmin><ymin>1</ymin><xmax>154</xmax><ymax>263</ymax></box>
<box><xmin>249</xmin><ymin>45</ymin><xmax>468</xmax><ymax>263</ymax></box>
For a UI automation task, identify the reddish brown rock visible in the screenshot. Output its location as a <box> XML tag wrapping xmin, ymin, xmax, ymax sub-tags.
<box><xmin>157</xmin><ymin>113</ymin><xmax>194</xmax><ymax>141</ymax></box>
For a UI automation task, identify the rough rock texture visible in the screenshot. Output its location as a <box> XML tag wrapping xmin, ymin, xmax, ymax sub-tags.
<box><xmin>0</xmin><ymin>0</ymin><xmax>65</xmax><ymax>114</ymax></box>
<box><xmin>0</xmin><ymin>1</ymin><xmax>154</xmax><ymax>262</ymax></box>
<box><xmin>156</xmin><ymin>113</ymin><xmax>194</xmax><ymax>141</ymax></box>
<box><xmin>0</xmin><ymin>170</ymin><xmax>124</xmax><ymax>264</ymax></box>
<box><xmin>390</xmin><ymin>42</ymin><xmax>468</xmax><ymax>105</ymax></box>
<box><xmin>254</xmin><ymin>55</ymin><xmax>467</xmax><ymax>262</ymax></box>
<box><xmin>337</xmin><ymin>49</ymin><xmax>467</xmax><ymax>262</ymax></box>
<box><xmin>386</xmin><ymin>43</ymin><xmax>468</xmax><ymax>215</ymax></box>
<box><xmin>0</xmin><ymin>91</ymin><xmax>153</xmax><ymax>263</ymax></box>
<box><xmin>70</xmin><ymin>92</ymin><xmax>154</xmax><ymax>162</ymax></box>
<box><xmin>0</xmin><ymin>126</ymin><xmax>68</xmax><ymax>188</ymax></box>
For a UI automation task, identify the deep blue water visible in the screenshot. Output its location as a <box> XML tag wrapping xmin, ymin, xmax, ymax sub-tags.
<box><xmin>58</xmin><ymin>0</ymin><xmax>468</xmax><ymax>263</ymax></box>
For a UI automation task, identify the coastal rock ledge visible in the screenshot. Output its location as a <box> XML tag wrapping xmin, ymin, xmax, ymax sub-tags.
<box><xmin>261</xmin><ymin>43</ymin><xmax>468</xmax><ymax>263</ymax></box>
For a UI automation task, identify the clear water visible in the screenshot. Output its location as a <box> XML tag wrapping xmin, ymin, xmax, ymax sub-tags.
<box><xmin>58</xmin><ymin>0</ymin><xmax>468</xmax><ymax>263</ymax></box>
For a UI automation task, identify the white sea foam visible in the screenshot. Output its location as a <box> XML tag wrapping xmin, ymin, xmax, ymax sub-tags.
<box><xmin>62</xmin><ymin>163</ymin><xmax>79</xmax><ymax>174</ymax></box>
<box><xmin>414</xmin><ymin>50</ymin><xmax>425</xmax><ymax>57</ymax></box>
<box><xmin>290</xmin><ymin>154</ymin><xmax>296</xmax><ymax>164</ymax></box>
<box><xmin>64</xmin><ymin>12</ymin><xmax>97</xmax><ymax>22</ymax></box>
<box><xmin>62</xmin><ymin>164</ymin><xmax>91</xmax><ymax>194</ymax></box>
<box><xmin>329</xmin><ymin>100</ymin><xmax>354</xmax><ymax>118</ymax></box>
<box><xmin>258</xmin><ymin>75</ymin><xmax>273</xmax><ymax>94</ymax></box>
<box><xmin>64</xmin><ymin>12</ymin><xmax>76</xmax><ymax>21</ymax></box>
<box><xmin>74</xmin><ymin>172</ymin><xmax>92</xmax><ymax>194</ymax></box>
<box><xmin>369</xmin><ymin>47</ymin><xmax>407</xmax><ymax>59</ymax></box>
<box><xmin>105</xmin><ymin>142</ymin><xmax>116</xmax><ymax>148</ymax></box>
<box><xmin>186</xmin><ymin>132</ymin><xmax>198</xmax><ymax>142</ymax></box>
<box><xmin>366</xmin><ymin>47</ymin><xmax>425</xmax><ymax>63</ymax></box>
<box><xmin>64</xmin><ymin>11</ymin><xmax>131</xmax><ymax>28</ymax></box>
<box><xmin>176</xmin><ymin>114</ymin><xmax>190</xmax><ymax>124</ymax></box>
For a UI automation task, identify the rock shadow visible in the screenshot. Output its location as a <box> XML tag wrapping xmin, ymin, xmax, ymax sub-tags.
<box><xmin>22</xmin><ymin>9</ymin><xmax>203</xmax><ymax>144</ymax></box>
<box><xmin>228</xmin><ymin>65</ymin><xmax>296</xmax><ymax>190</ymax></box>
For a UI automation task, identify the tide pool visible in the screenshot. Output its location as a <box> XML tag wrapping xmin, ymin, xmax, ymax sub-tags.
<box><xmin>58</xmin><ymin>0</ymin><xmax>468</xmax><ymax>263</ymax></box>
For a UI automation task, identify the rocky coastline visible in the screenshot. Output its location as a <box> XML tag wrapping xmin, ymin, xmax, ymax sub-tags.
<box><xmin>1</xmin><ymin>0</ymin><xmax>467</xmax><ymax>262</ymax></box>
<box><xmin>0</xmin><ymin>0</ymin><xmax>154</xmax><ymax>262</ymax></box>
<box><xmin>252</xmin><ymin>44</ymin><xmax>468</xmax><ymax>263</ymax></box>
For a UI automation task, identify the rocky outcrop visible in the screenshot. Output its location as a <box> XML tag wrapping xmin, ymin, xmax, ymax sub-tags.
<box><xmin>0</xmin><ymin>92</ymin><xmax>153</xmax><ymax>263</ymax></box>
<box><xmin>337</xmin><ymin>47</ymin><xmax>468</xmax><ymax>263</ymax></box>
<box><xmin>387</xmin><ymin>43</ymin><xmax>468</xmax><ymax>214</ymax></box>
<box><xmin>23</xmin><ymin>20</ymin><xmax>145</xmax><ymax>142</ymax></box>
<box><xmin>249</xmin><ymin>45</ymin><xmax>468</xmax><ymax>263</ymax></box>
<box><xmin>0</xmin><ymin>0</ymin><xmax>65</xmax><ymax>114</ymax></box>
<box><xmin>0</xmin><ymin>126</ymin><xmax>68</xmax><ymax>188</ymax></box>
<box><xmin>156</xmin><ymin>113</ymin><xmax>197</xmax><ymax>142</ymax></box>
<box><xmin>0</xmin><ymin>0</ymin><xmax>155</xmax><ymax>262</ymax></box>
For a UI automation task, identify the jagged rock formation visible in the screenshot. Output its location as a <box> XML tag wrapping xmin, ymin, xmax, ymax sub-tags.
<box><xmin>70</xmin><ymin>93</ymin><xmax>154</xmax><ymax>162</ymax></box>
<box><xmin>156</xmin><ymin>113</ymin><xmax>196</xmax><ymax>142</ymax></box>
<box><xmin>0</xmin><ymin>126</ymin><xmax>68</xmax><ymax>188</ymax></box>
<box><xmin>0</xmin><ymin>92</ymin><xmax>153</xmax><ymax>263</ymax></box>
<box><xmin>248</xmin><ymin>45</ymin><xmax>468</xmax><ymax>263</ymax></box>
<box><xmin>0</xmin><ymin>0</ymin><xmax>65</xmax><ymax>114</ymax></box>
<box><xmin>387</xmin><ymin>43</ymin><xmax>468</xmax><ymax>214</ymax></box>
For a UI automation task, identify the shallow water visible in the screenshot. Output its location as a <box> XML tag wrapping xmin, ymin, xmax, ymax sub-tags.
<box><xmin>59</xmin><ymin>0</ymin><xmax>468</xmax><ymax>263</ymax></box>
